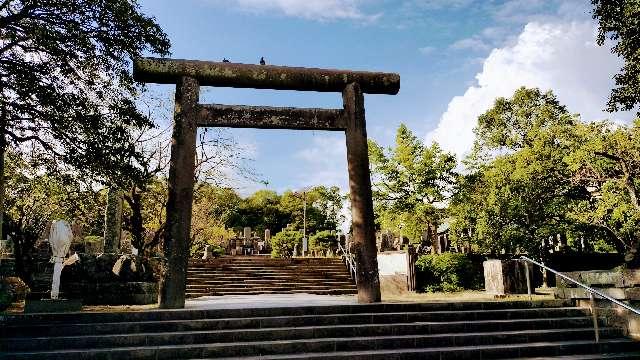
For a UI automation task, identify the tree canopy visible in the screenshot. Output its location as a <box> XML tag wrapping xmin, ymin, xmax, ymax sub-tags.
<box><xmin>592</xmin><ymin>0</ymin><xmax>640</xmax><ymax>114</ymax></box>
<box><xmin>369</xmin><ymin>124</ymin><xmax>456</xmax><ymax>243</ymax></box>
<box><xmin>451</xmin><ymin>88</ymin><xmax>581</xmax><ymax>255</ymax></box>
<box><xmin>0</xmin><ymin>0</ymin><xmax>170</xmax><ymax>182</ymax></box>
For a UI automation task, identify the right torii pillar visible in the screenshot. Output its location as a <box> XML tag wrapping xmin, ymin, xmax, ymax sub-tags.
<box><xmin>343</xmin><ymin>82</ymin><xmax>381</xmax><ymax>303</ymax></box>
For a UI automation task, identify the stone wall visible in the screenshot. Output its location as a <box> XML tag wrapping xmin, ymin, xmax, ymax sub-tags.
<box><xmin>28</xmin><ymin>253</ymin><xmax>159</xmax><ymax>305</ymax></box>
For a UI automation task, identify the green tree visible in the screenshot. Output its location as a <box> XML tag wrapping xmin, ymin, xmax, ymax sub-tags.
<box><xmin>567</xmin><ymin>119</ymin><xmax>640</xmax><ymax>265</ymax></box>
<box><xmin>309</xmin><ymin>230</ymin><xmax>338</xmax><ymax>253</ymax></box>
<box><xmin>189</xmin><ymin>184</ymin><xmax>240</xmax><ymax>256</ymax></box>
<box><xmin>4</xmin><ymin>151</ymin><xmax>103</xmax><ymax>279</ymax></box>
<box><xmin>229</xmin><ymin>190</ymin><xmax>289</xmax><ymax>236</ymax></box>
<box><xmin>0</xmin><ymin>0</ymin><xmax>170</xmax><ymax>238</ymax></box>
<box><xmin>369</xmin><ymin>124</ymin><xmax>456</xmax><ymax>243</ymax></box>
<box><xmin>451</xmin><ymin>87</ymin><xmax>581</xmax><ymax>256</ymax></box>
<box><xmin>592</xmin><ymin>0</ymin><xmax>640</xmax><ymax>114</ymax></box>
<box><xmin>227</xmin><ymin>186</ymin><xmax>343</xmax><ymax>237</ymax></box>
<box><xmin>270</xmin><ymin>230</ymin><xmax>303</xmax><ymax>258</ymax></box>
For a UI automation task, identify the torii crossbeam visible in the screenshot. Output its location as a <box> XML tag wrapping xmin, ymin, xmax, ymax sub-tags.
<box><xmin>134</xmin><ymin>58</ymin><xmax>400</xmax><ymax>309</ymax></box>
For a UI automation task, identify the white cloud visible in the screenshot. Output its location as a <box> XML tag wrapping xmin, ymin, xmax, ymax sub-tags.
<box><xmin>449</xmin><ymin>37</ymin><xmax>490</xmax><ymax>52</ymax></box>
<box><xmin>295</xmin><ymin>135</ymin><xmax>348</xmax><ymax>190</ymax></box>
<box><xmin>407</xmin><ymin>0</ymin><xmax>475</xmax><ymax>10</ymax></box>
<box><xmin>492</xmin><ymin>0</ymin><xmax>548</xmax><ymax>23</ymax></box>
<box><xmin>207</xmin><ymin>0</ymin><xmax>379</xmax><ymax>22</ymax></box>
<box><xmin>426</xmin><ymin>20</ymin><xmax>634</xmax><ymax>160</ymax></box>
<box><xmin>418</xmin><ymin>46</ymin><xmax>436</xmax><ymax>55</ymax></box>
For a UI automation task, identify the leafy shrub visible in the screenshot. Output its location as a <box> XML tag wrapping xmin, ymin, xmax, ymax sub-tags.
<box><xmin>415</xmin><ymin>253</ymin><xmax>483</xmax><ymax>292</ymax></box>
<box><xmin>271</xmin><ymin>230</ymin><xmax>303</xmax><ymax>258</ymax></box>
<box><xmin>209</xmin><ymin>245</ymin><xmax>225</xmax><ymax>258</ymax></box>
<box><xmin>309</xmin><ymin>230</ymin><xmax>337</xmax><ymax>252</ymax></box>
<box><xmin>84</xmin><ymin>235</ymin><xmax>103</xmax><ymax>243</ymax></box>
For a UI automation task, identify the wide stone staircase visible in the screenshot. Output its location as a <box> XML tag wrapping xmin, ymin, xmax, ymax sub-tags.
<box><xmin>2</xmin><ymin>300</ymin><xmax>640</xmax><ymax>359</ymax></box>
<box><xmin>186</xmin><ymin>256</ymin><xmax>357</xmax><ymax>297</ymax></box>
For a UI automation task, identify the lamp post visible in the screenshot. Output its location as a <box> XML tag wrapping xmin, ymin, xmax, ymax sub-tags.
<box><xmin>303</xmin><ymin>191</ymin><xmax>307</xmax><ymax>256</ymax></box>
<box><xmin>295</xmin><ymin>187</ymin><xmax>312</xmax><ymax>257</ymax></box>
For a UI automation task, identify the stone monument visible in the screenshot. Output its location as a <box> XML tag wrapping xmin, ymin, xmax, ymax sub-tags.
<box><xmin>103</xmin><ymin>187</ymin><xmax>123</xmax><ymax>253</ymax></box>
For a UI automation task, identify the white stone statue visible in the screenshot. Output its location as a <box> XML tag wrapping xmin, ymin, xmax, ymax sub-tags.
<box><xmin>49</xmin><ymin>220</ymin><xmax>79</xmax><ymax>299</ymax></box>
<box><xmin>202</xmin><ymin>244</ymin><xmax>213</xmax><ymax>260</ymax></box>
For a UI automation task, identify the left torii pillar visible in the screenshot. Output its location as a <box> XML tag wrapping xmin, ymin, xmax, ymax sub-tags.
<box><xmin>159</xmin><ymin>76</ymin><xmax>199</xmax><ymax>309</ymax></box>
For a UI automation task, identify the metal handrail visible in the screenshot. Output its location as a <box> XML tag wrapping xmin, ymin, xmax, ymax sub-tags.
<box><xmin>337</xmin><ymin>242</ymin><xmax>357</xmax><ymax>285</ymax></box>
<box><xmin>520</xmin><ymin>255</ymin><xmax>640</xmax><ymax>343</ymax></box>
<box><xmin>519</xmin><ymin>256</ymin><xmax>640</xmax><ymax>315</ymax></box>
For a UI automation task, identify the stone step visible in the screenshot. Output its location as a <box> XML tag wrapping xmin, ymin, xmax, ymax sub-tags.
<box><xmin>0</xmin><ymin>300</ymin><xmax>576</xmax><ymax>328</ymax></box>
<box><xmin>204</xmin><ymin>340</ymin><xmax>640</xmax><ymax>360</ymax></box>
<box><xmin>186</xmin><ymin>283</ymin><xmax>356</xmax><ymax>289</ymax></box>
<box><xmin>187</xmin><ymin>274</ymin><xmax>351</xmax><ymax>282</ymax></box>
<box><xmin>187</xmin><ymin>280</ymin><xmax>355</xmax><ymax>285</ymax></box>
<box><xmin>512</xmin><ymin>354</ymin><xmax>640</xmax><ymax>359</ymax></box>
<box><xmin>187</xmin><ymin>276</ymin><xmax>352</xmax><ymax>282</ymax></box>
<box><xmin>5</xmin><ymin>301</ymin><xmax>638</xmax><ymax>359</ymax></box>
<box><xmin>185</xmin><ymin>287</ymin><xmax>357</xmax><ymax>292</ymax></box>
<box><xmin>186</xmin><ymin>283</ymin><xmax>353</xmax><ymax>288</ymax></box>
<box><xmin>3</xmin><ymin>327</ymin><xmax>621</xmax><ymax>353</ymax></box>
<box><xmin>190</xmin><ymin>263</ymin><xmax>346</xmax><ymax>267</ymax></box>
<box><xmin>187</xmin><ymin>270</ymin><xmax>350</xmax><ymax>275</ymax></box>
<box><xmin>189</xmin><ymin>265</ymin><xmax>347</xmax><ymax>269</ymax></box>
<box><xmin>2</xmin><ymin>307</ymin><xmax>587</xmax><ymax>338</ymax></box>
<box><xmin>186</xmin><ymin>289</ymin><xmax>359</xmax><ymax>297</ymax></box>
<box><xmin>190</xmin><ymin>263</ymin><xmax>346</xmax><ymax>268</ymax></box>
<box><xmin>185</xmin><ymin>286</ymin><xmax>357</xmax><ymax>292</ymax></box>
<box><xmin>7</xmin><ymin>335</ymin><xmax>638</xmax><ymax>360</ymax></box>
<box><xmin>188</xmin><ymin>271</ymin><xmax>348</xmax><ymax>276</ymax></box>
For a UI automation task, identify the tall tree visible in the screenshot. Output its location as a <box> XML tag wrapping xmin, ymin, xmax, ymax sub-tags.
<box><xmin>368</xmin><ymin>124</ymin><xmax>456</xmax><ymax>243</ymax></box>
<box><xmin>592</xmin><ymin>0</ymin><xmax>640</xmax><ymax>114</ymax></box>
<box><xmin>451</xmin><ymin>87</ymin><xmax>582</xmax><ymax>256</ymax></box>
<box><xmin>0</xmin><ymin>0</ymin><xmax>171</xmax><ymax>239</ymax></box>
<box><xmin>567</xmin><ymin>119</ymin><xmax>640</xmax><ymax>265</ymax></box>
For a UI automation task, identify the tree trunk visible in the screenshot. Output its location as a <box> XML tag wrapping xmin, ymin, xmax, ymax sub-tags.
<box><xmin>0</xmin><ymin>131</ymin><xmax>5</xmax><ymax>241</ymax></box>
<box><xmin>125</xmin><ymin>188</ymin><xmax>145</xmax><ymax>255</ymax></box>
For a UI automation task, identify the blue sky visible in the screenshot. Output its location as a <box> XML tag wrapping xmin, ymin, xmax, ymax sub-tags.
<box><xmin>137</xmin><ymin>0</ymin><xmax>632</xmax><ymax>195</ymax></box>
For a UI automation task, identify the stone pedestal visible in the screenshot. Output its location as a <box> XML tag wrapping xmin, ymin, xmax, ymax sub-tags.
<box><xmin>24</xmin><ymin>298</ymin><xmax>82</xmax><ymax>313</ymax></box>
<box><xmin>483</xmin><ymin>259</ymin><xmax>530</xmax><ymax>295</ymax></box>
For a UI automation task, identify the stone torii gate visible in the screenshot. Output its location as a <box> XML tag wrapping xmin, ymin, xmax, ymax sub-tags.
<box><xmin>133</xmin><ymin>58</ymin><xmax>400</xmax><ymax>309</ymax></box>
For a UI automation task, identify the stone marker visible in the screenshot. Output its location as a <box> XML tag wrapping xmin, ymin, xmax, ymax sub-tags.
<box><xmin>483</xmin><ymin>259</ymin><xmax>530</xmax><ymax>295</ymax></box>
<box><xmin>103</xmin><ymin>187</ymin><xmax>123</xmax><ymax>253</ymax></box>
